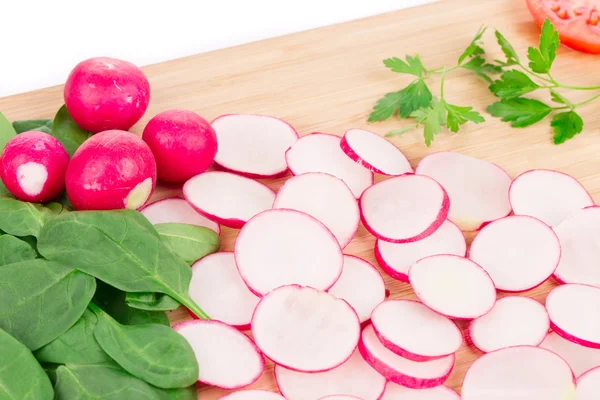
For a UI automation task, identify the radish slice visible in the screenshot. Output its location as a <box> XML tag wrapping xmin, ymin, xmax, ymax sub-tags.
<box><xmin>275</xmin><ymin>351</ymin><xmax>386</xmax><ymax>400</ymax></box>
<box><xmin>235</xmin><ymin>209</ymin><xmax>343</xmax><ymax>296</ymax></box>
<box><xmin>219</xmin><ymin>391</ymin><xmax>286</xmax><ymax>400</ymax></box>
<box><xmin>285</xmin><ymin>133</ymin><xmax>373</xmax><ymax>198</ymax></box>
<box><xmin>359</xmin><ymin>175</ymin><xmax>449</xmax><ymax>243</ymax></box>
<box><xmin>509</xmin><ymin>169</ymin><xmax>593</xmax><ymax>226</ymax></box>
<box><xmin>468</xmin><ymin>215</ymin><xmax>561</xmax><ymax>292</ymax></box>
<box><xmin>183</xmin><ymin>171</ymin><xmax>275</xmax><ymax>229</ymax></box>
<box><xmin>371</xmin><ymin>300</ymin><xmax>462</xmax><ymax>362</ymax></box>
<box><xmin>358</xmin><ymin>324</ymin><xmax>455</xmax><ymax>389</ymax></box>
<box><xmin>252</xmin><ymin>285</ymin><xmax>360</xmax><ymax>372</ymax></box>
<box><xmin>415</xmin><ymin>152</ymin><xmax>512</xmax><ymax>231</ymax></box>
<box><xmin>212</xmin><ymin>114</ymin><xmax>298</xmax><ymax>178</ymax></box>
<box><xmin>575</xmin><ymin>366</ymin><xmax>600</xmax><ymax>399</ymax></box>
<box><xmin>375</xmin><ymin>220</ymin><xmax>466</xmax><ymax>282</ymax></box>
<box><xmin>546</xmin><ymin>284</ymin><xmax>600</xmax><ymax>349</ymax></box>
<box><xmin>409</xmin><ymin>255</ymin><xmax>496</xmax><ymax>320</ymax></box>
<box><xmin>461</xmin><ymin>346</ymin><xmax>576</xmax><ymax>400</ymax></box>
<box><xmin>319</xmin><ymin>397</ymin><xmax>363</xmax><ymax>400</ymax></box>
<box><xmin>273</xmin><ymin>172</ymin><xmax>359</xmax><ymax>248</ymax></box>
<box><xmin>172</xmin><ymin>320</ymin><xmax>265</xmax><ymax>389</ymax></box>
<box><xmin>540</xmin><ymin>332</ymin><xmax>600</xmax><ymax>377</ymax></box>
<box><xmin>339</xmin><ymin>128</ymin><xmax>413</xmax><ymax>176</ymax></box>
<box><xmin>380</xmin><ymin>382</ymin><xmax>460</xmax><ymax>400</ymax></box>
<box><xmin>140</xmin><ymin>197</ymin><xmax>220</xmax><ymax>233</ymax></box>
<box><xmin>188</xmin><ymin>252</ymin><xmax>260</xmax><ymax>329</ymax></box>
<box><xmin>468</xmin><ymin>296</ymin><xmax>549</xmax><ymax>353</ymax></box>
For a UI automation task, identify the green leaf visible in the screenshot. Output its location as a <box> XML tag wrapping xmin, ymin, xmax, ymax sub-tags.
<box><xmin>44</xmin><ymin>201</ymin><xmax>65</xmax><ymax>214</ymax></box>
<box><xmin>0</xmin><ymin>198</ymin><xmax>47</xmax><ymax>237</ymax></box>
<box><xmin>385</xmin><ymin>125</ymin><xmax>418</xmax><ymax>137</ymax></box>
<box><xmin>487</xmin><ymin>98</ymin><xmax>552</xmax><ymax>128</ymax></box>
<box><xmin>458</xmin><ymin>26</ymin><xmax>487</xmax><ymax>64</ymax></box>
<box><xmin>12</xmin><ymin>119</ymin><xmax>53</xmax><ymax>134</ymax></box>
<box><xmin>0</xmin><ymin>111</ymin><xmax>17</xmax><ymax>152</ymax></box>
<box><xmin>462</xmin><ymin>56</ymin><xmax>503</xmax><ymax>83</ymax></box>
<box><xmin>0</xmin><ymin>181</ymin><xmax>10</xmax><ymax>197</ymax></box>
<box><xmin>489</xmin><ymin>70</ymin><xmax>540</xmax><ymax>99</ymax></box>
<box><xmin>550</xmin><ymin>89</ymin><xmax>572</xmax><ymax>106</ymax></box>
<box><xmin>397</xmin><ymin>80</ymin><xmax>433</xmax><ymax>118</ymax></box>
<box><xmin>368</xmin><ymin>91</ymin><xmax>405</xmax><ymax>122</ymax></box>
<box><xmin>156</xmin><ymin>386</ymin><xmax>197</xmax><ymax>400</ymax></box>
<box><xmin>528</xmin><ymin>19</ymin><xmax>559</xmax><ymax>73</ymax></box>
<box><xmin>51</xmin><ymin>105</ymin><xmax>92</xmax><ymax>157</ymax></box>
<box><xmin>125</xmin><ymin>292</ymin><xmax>180</xmax><ymax>311</ymax></box>
<box><xmin>41</xmin><ymin>363</ymin><xmax>59</xmax><ymax>386</ymax></box>
<box><xmin>413</xmin><ymin>100</ymin><xmax>446</xmax><ymax>146</ymax></box>
<box><xmin>383</xmin><ymin>55</ymin><xmax>423</xmax><ymax>77</ymax></box>
<box><xmin>444</xmin><ymin>103</ymin><xmax>485</xmax><ymax>133</ymax></box>
<box><xmin>0</xmin><ymin>235</ymin><xmax>37</xmax><ymax>266</ymax></box>
<box><xmin>551</xmin><ymin>111</ymin><xmax>584</xmax><ymax>144</ymax></box>
<box><xmin>495</xmin><ymin>30</ymin><xmax>520</xmax><ymax>65</ymax></box>
<box><xmin>155</xmin><ymin>223</ymin><xmax>220</xmax><ymax>265</ymax></box>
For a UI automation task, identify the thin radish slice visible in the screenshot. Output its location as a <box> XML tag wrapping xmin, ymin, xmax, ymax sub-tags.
<box><xmin>546</xmin><ymin>284</ymin><xmax>600</xmax><ymax>349</ymax></box>
<box><xmin>540</xmin><ymin>332</ymin><xmax>600</xmax><ymax>377</ymax></box>
<box><xmin>212</xmin><ymin>114</ymin><xmax>298</xmax><ymax>178</ymax></box>
<box><xmin>172</xmin><ymin>320</ymin><xmax>264</xmax><ymax>389</ymax></box>
<box><xmin>188</xmin><ymin>252</ymin><xmax>260</xmax><ymax>329</ymax></box>
<box><xmin>375</xmin><ymin>220</ymin><xmax>466</xmax><ymax>282</ymax></box>
<box><xmin>273</xmin><ymin>172</ymin><xmax>359</xmax><ymax>248</ymax></box>
<box><xmin>140</xmin><ymin>197</ymin><xmax>220</xmax><ymax>233</ymax></box>
<box><xmin>371</xmin><ymin>300</ymin><xmax>462</xmax><ymax>362</ymax></box>
<box><xmin>183</xmin><ymin>171</ymin><xmax>275</xmax><ymax>229</ymax></box>
<box><xmin>340</xmin><ymin>128</ymin><xmax>413</xmax><ymax>176</ymax></box>
<box><xmin>219</xmin><ymin>391</ymin><xmax>286</xmax><ymax>400</ymax></box>
<box><xmin>468</xmin><ymin>296</ymin><xmax>549</xmax><ymax>353</ymax></box>
<box><xmin>415</xmin><ymin>152</ymin><xmax>512</xmax><ymax>231</ymax></box>
<box><xmin>285</xmin><ymin>133</ymin><xmax>373</xmax><ymax>198</ymax></box>
<box><xmin>380</xmin><ymin>382</ymin><xmax>460</xmax><ymax>400</ymax></box>
<box><xmin>468</xmin><ymin>215</ymin><xmax>561</xmax><ymax>292</ymax></box>
<box><xmin>359</xmin><ymin>175</ymin><xmax>449</xmax><ymax>243</ymax></box>
<box><xmin>575</xmin><ymin>366</ymin><xmax>600</xmax><ymax>399</ymax></box>
<box><xmin>275</xmin><ymin>350</ymin><xmax>386</xmax><ymax>400</ymax></box>
<box><xmin>461</xmin><ymin>346</ymin><xmax>576</xmax><ymax>400</ymax></box>
<box><xmin>235</xmin><ymin>209</ymin><xmax>343</xmax><ymax>296</ymax></box>
<box><xmin>319</xmin><ymin>397</ymin><xmax>363</xmax><ymax>400</ymax></box>
<box><xmin>358</xmin><ymin>324</ymin><xmax>455</xmax><ymax>389</ymax></box>
<box><xmin>409</xmin><ymin>255</ymin><xmax>496</xmax><ymax>320</ymax></box>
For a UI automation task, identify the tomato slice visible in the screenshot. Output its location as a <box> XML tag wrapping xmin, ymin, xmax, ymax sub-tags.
<box><xmin>526</xmin><ymin>0</ymin><xmax>600</xmax><ymax>53</ymax></box>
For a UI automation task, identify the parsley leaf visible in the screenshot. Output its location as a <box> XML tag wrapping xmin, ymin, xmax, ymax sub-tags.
<box><xmin>385</xmin><ymin>125</ymin><xmax>418</xmax><ymax>137</ymax></box>
<box><xmin>458</xmin><ymin>26</ymin><xmax>487</xmax><ymax>64</ymax></box>
<box><xmin>487</xmin><ymin>98</ymin><xmax>552</xmax><ymax>127</ymax></box>
<box><xmin>462</xmin><ymin>56</ymin><xmax>502</xmax><ymax>83</ymax></box>
<box><xmin>495</xmin><ymin>30</ymin><xmax>519</xmax><ymax>65</ymax></box>
<box><xmin>413</xmin><ymin>99</ymin><xmax>446</xmax><ymax>146</ymax></box>
<box><xmin>549</xmin><ymin>89</ymin><xmax>573</xmax><ymax>107</ymax></box>
<box><xmin>528</xmin><ymin>19</ymin><xmax>559</xmax><ymax>73</ymax></box>
<box><xmin>444</xmin><ymin>102</ymin><xmax>485</xmax><ymax>133</ymax></box>
<box><xmin>368</xmin><ymin>91</ymin><xmax>405</xmax><ymax>122</ymax></box>
<box><xmin>383</xmin><ymin>55</ymin><xmax>423</xmax><ymax>77</ymax></box>
<box><xmin>397</xmin><ymin>80</ymin><xmax>433</xmax><ymax>118</ymax></box>
<box><xmin>551</xmin><ymin>111</ymin><xmax>583</xmax><ymax>144</ymax></box>
<box><xmin>489</xmin><ymin>70</ymin><xmax>540</xmax><ymax>99</ymax></box>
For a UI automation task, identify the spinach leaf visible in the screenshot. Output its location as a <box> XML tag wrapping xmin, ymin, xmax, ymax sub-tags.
<box><xmin>41</xmin><ymin>363</ymin><xmax>60</xmax><ymax>386</ymax></box>
<box><xmin>0</xmin><ymin>111</ymin><xmax>17</xmax><ymax>151</ymax></box>
<box><xmin>156</xmin><ymin>386</ymin><xmax>197</xmax><ymax>400</ymax></box>
<box><xmin>52</xmin><ymin>105</ymin><xmax>92</xmax><ymax>157</ymax></box>
<box><xmin>0</xmin><ymin>234</ymin><xmax>37</xmax><ymax>266</ymax></box>
<box><xmin>45</xmin><ymin>201</ymin><xmax>65</xmax><ymax>214</ymax></box>
<box><xmin>126</xmin><ymin>292</ymin><xmax>180</xmax><ymax>311</ymax></box>
<box><xmin>0</xmin><ymin>181</ymin><xmax>9</xmax><ymax>197</ymax></box>
<box><xmin>155</xmin><ymin>223</ymin><xmax>220</xmax><ymax>265</ymax></box>
<box><xmin>0</xmin><ymin>197</ymin><xmax>47</xmax><ymax>237</ymax></box>
<box><xmin>12</xmin><ymin>119</ymin><xmax>53</xmax><ymax>134</ymax></box>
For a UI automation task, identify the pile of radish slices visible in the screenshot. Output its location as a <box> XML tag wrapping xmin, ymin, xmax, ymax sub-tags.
<box><xmin>141</xmin><ymin>115</ymin><xmax>600</xmax><ymax>399</ymax></box>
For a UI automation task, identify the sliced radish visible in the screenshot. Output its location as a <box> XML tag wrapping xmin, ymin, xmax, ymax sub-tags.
<box><xmin>273</xmin><ymin>172</ymin><xmax>359</xmax><ymax>248</ymax></box>
<box><xmin>468</xmin><ymin>296</ymin><xmax>549</xmax><ymax>353</ymax></box>
<box><xmin>319</xmin><ymin>396</ymin><xmax>363</xmax><ymax>400</ymax></box>
<box><xmin>339</xmin><ymin>128</ymin><xmax>413</xmax><ymax>176</ymax></box>
<box><xmin>359</xmin><ymin>175</ymin><xmax>449</xmax><ymax>243</ymax></box>
<box><xmin>183</xmin><ymin>171</ymin><xmax>275</xmax><ymax>229</ymax></box>
<box><xmin>212</xmin><ymin>114</ymin><xmax>298</xmax><ymax>178</ymax></box>
<box><xmin>375</xmin><ymin>220</ymin><xmax>466</xmax><ymax>282</ymax></box>
<box><xmin>468</xmin><ymin>215</ymin><xmax>561</xmax><ymax>292</ymax></box>
<box><xmin>546</xmin><ymin>284</ymin><xmax>600</xmax><ymax>349</ymax></box>
<box><xmin>380</xmin><ymin>382</ymin><xmax>460</xmax><ymax>400</ymax></box>
<box><xmin>461</xmin><ymin>346</ymin><xmax>575</xmax><ymax>400</ymax></box>
<box><xmin>371</xmin><ymin>300</ymin><xmax>462</xmax><ymax>362</ymax></box>
<box><xmin>172</xmin><ymin>319</ymin><xmax>264</xmax><ymax>389</ymax></box>
<box><xmin>358</xmin><ymin>324</ymin><xmax>455</xmax><ymax>389</ymax></box>
<box><xmin>408</xmin><ymin>255</ymin><xmax>496</xmax><ymax>320</ymax></box>
<box><xmin>251</xmin><ymin>285</ymin><xmax>360</xmax><ymax>372</ymax></box>
<box><xmin>275</xmin><ymin>351</ymin><xmax>386</xmax><ymax>400</ymax></box>
<box><xmin>140</xmin><ymin>197</ymin><xmax>220</xmax><ymax>233</ymax></box>
<box><xmin>219</xmin><ymin>391</ymin><xmax>286</xmax><ymax>400</ymax></box>
<box><xmin>415</xmin><ymin>152</ymin><xmax>512</xmax><ymax>231</ymax></box>
<box><xmin>188</xmin><ymin>252</ymin><xmax>260</xmax><ymax>329</ymax></box>
<box><xmin>285</xmin><ymin>133</ymin><xmax>373</xmax><ymax>198</ymax></box>
<box><xmin>575</xmin><ymin>366</ymin><xmax>600</xmax><ymax>399</ymax></box>
<box><xmin>235</xmin><ymin>209</ymin><xmax>343</xmax><ymax>296</ymax></box>
<box><xmin>540</xmin><ymin>332</ymin><xmax>600</xmax><ymax>377</ymax></box>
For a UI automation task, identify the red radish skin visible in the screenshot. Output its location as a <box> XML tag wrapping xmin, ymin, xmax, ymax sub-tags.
<box><xmin>380</xmin><ymin>382</ymin><xmax>460</xmax><ymax>400</ymax></box>
<box><xmin>140</xmin><ymin>197</ymin><xmax>220</xmax><ymax>234</ymax></box>
<box><xmin>142</xmin><ymin>110</ymin><xmax>217</xmax><ymax>183</ymax></box>
<box><xmin>64</xmin><ymin>57</ymin><xmax>150</xmax><ymax>133</ymax></box>
<box><xmin>65</xmin><ymin>130</ymin><xmax>156</xmax><ymax>210</ymax></box>
<box><xmin>218</xmin><ymin>391</ymin><xmax>286</xmax><ymax>400</ymax></box>
<box><xmin>540</xmin><ymin>332</ymin><xmax>600</xmax><ymax>377</ymax></box>
<box><xmin>575</xmin><ymin>366</ymin><xmax>600</xmax><ymax>399</ymax></box>
<box><xmin>0</xmin><ymin>131</ymin><xmax>69</xmax><ymax>203</ymax></box>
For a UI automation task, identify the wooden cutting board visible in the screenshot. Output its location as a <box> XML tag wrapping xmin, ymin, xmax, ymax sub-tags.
<box><xmin>2</xmin><ymin>0</ymin><xmax>600</xmax><ymax>397</ymax></box>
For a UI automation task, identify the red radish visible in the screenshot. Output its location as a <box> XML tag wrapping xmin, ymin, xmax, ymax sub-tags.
<box><xmin>183</xmin><ymin>171</ymin><xmax>275</xmax><ymax>229</ymax></box>
<box><xmin>328</xmin><ymin>255</ymin><xmax>386</xmax><ymax>324</ymax></box>
<box><xmin>211</xmin><ymin>114</ymin><xmax>298</xmax><ymax>178</ymax></box>
<box><xmin>274</xmin><ymin>350</ymin><xmax>386</xmax><ymax>400</ymax></box>
<box><xmin>188</xmin><ymin>252</ymin><xmax>259</xmax><ymax>329</ymax></box>
<box><xmin>461</xmin><ymin>346</ymin><xmax>575</xmax><ymax>400</ymax></box>
<box><xmin>66</xmin><ymin>130</ymin><xmax>156</xmax><ymax>210</ymax></box>
<box><xmin>218</xmin><ymin>391</ymin><xmax>286</xmax><ymax>400</ymax></box>
<box><xmin>172</xmin><ymin>319</ymin><xmax>264</xmax><ymax>389</ymax></box>
<box><xmin>64</xmin><ymin>57</ymin><xmax>150</xmax><ymax>133</ymax></box>
<box><xmin>142</xmin><ymin>110</ymin><xmax>218</xmax><ymax>183</ymax></box>
<box><xmin>0</xmin><ymin>131</ymin><xmax>69</xmax><ymax>203</ymax></box>
<box><xmin>251</xmin><ymin>285</ymin><xmax>360</xmax><ymax>372</ymax></box>
<box><xmin>235</xmin><ymin>210</ymin><xmax>343</xmax><ymax>296</ymax></box>
<box><xmin>358</xmin><ymin>324</ymin><xmax>455</xmax><ymax>389</ymax></box>
<box><xmin>374</xmin><ymin>220</ymin><xmax>465</xmax><ymax>282</ymax></box>
<box><xmin>415</xmin><ymin>152</ymin><xmax>512</xmax><ymax>231</ymax></box>
<box><xmin>285</xmin><ymin>133</ymin><xmax>373</xmax><ymax>198</ymax></box>
<box><xmin>339</xmin><ymin>128</ymin><xmax>413</xmax><ymax>176</ymax></box>
<box><xmin>468</xmin><ymin>215</ymin><xmax>561</xmax><ymax>292</ymax></box>
<box><xmin>380</xmin><ymin>382</ymin><xmax>460</xmax><ymax>400</ymax></box>
<box><xmin>371</xmin><ymin>300</ymin><xmax>462</xmax><ymax>362</ymax></box>
<box><xmin>359</xmin><ymin>175</ymin><xmax>449</xmax><ymax>243</ymax></box>
<box><xmin>546</xmin><ymin>284</ymin><xmax>600</xmax><ymax>349</ymax></box>
<box><xmin>408</xmin><ymin>255</ymin><xmax>496</xmax><ymax>320</ymax></box>
<box><xmin>140</xmin><ymin>197</ymin><xmax>220</xmax><ymax>233</ymax></box>
<box><xmin>468</xmin><ymin>296</ymin><xmax>549</xmax><ymax>353</ymax></box>
<box><xmin>273</xmin><ymin>172</ymin><xmax>359</xmax><ymax>248</ymax></box>
<box><xmin>319</xmin><ymin>397</ymin><xmax>363</xmax><ymax>400</ymax></box>
<box><xmin>509</xmin><ymin>169</ymin><xmax>593</xmax><ymax>226</ymax></box>
<box><xmin>575</xmin><ymin>366</ymin><xmax>600</xmax><ymax>399</ymax></box>
<box><xmin>540</xmin><ymin>332</ymin><xmax>600</xmax><ymax>377</ymax></box>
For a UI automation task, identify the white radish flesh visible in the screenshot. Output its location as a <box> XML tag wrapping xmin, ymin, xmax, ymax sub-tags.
<box><xmin>540</xmin><ymin>332</ymin><xmax>600</xmax><ymax>377</ymax></box>
<box><xmin>219</xmin><ymin>391</ymin><xmax>286</xmax><ymax>400</ymax></box>
<box><xmin>575</xmin><ymin>366</ymin><xmax>600</xmax><ymax>399</ymax></box>
<box><xmin>380</xmin><ymin>382</ymin><xmax>460</xmax><ymax>400</ymax></box>
<box><xmin>319</xmin><ymin>397</ymin><xmax>363</xmax><ymax>400</ymax></box>
<box><xmin>140</xmin><ymin>197</ymin><xmax>220</xmax><ymax>233</ymax></box>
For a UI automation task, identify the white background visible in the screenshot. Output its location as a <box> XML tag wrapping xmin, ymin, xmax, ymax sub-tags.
<box><xmin>0</xmin><ymin>0</ymin><xmax>435</xmax><ymax>98</ymax></box>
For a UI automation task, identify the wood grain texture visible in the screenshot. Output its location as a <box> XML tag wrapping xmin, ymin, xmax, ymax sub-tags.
<box><xmin>2</xmin><ymin>0</ymin><xmax>600</xmax><ymax>397</ymax></box>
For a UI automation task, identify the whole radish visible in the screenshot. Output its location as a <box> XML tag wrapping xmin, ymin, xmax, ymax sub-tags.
<box><xmin>0</xmin><ymin>131</ymin><xmax>69</xmax><ymax>202</ymax></box>
<box><xmin>65</xmin><ymin>130</ymin><xmax>156</xmax><ymax>210</ymax></box>
<box><xmin>142</xmin><ymin>109</ymin><xmax>217</xmax><ymax>183</ymax></box>
<box><xmin>64</xmin><ymin>57</ymin><xmax>150</xmax><ymax>133</ymax></box>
